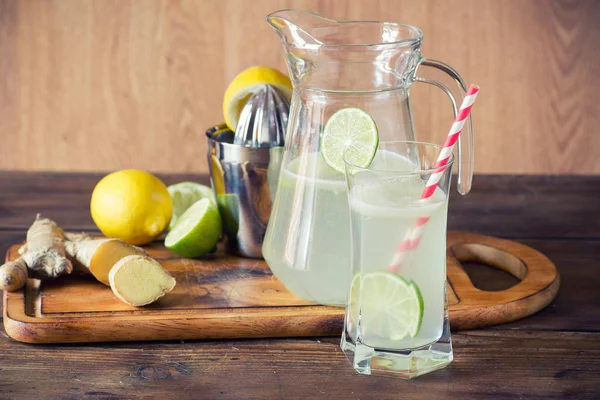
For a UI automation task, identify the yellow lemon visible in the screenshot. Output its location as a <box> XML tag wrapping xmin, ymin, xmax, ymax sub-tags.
<box><xmin>91</xmin><ymin>170</ymin><xmax>172</xmax><ymax>245</ymax></box>
<box><xmin>223</xmin><ymin>66</ymin><xmax>292</xmax><ymax>131</ymax></box>
<box><xmin>210</xmin><ymin>154</ymin><xmax>225</xmax><ymax>195</ymax></box>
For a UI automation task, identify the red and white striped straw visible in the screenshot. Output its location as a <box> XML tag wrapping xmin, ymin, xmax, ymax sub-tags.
<box><xmin>388</xmin><ymin>84</ymin><xmax>480</xmax><ymax>272</ymax></box>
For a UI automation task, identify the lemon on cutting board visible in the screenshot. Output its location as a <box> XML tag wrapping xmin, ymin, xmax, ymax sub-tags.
<box><xmin>91</xmin><ymin>170</ymin><xmax>172</xmax><ymax>245</ymax></box>
<box><xmin>223</xmin><ymin>66</ymin><xmax>293</xmax><ymax>131</ymax></box>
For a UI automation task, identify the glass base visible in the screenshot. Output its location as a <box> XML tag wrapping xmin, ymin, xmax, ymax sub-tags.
<box><xmin>340</xmin><ymin>318</ymin><xmax>453</xmax><ymax>379</ymax></box>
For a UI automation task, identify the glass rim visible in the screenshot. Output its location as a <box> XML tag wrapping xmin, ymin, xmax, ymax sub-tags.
<box><xmin>343</xmin><ymin>140</ymin><xmax>455</xmax><ymax>174</ymax></box>
<box><xmin>267</xmin><ymin>9</ymin><xmax>424</xmax><ymax>49</ymax></box>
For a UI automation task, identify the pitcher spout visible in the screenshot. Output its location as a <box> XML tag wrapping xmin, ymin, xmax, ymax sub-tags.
<box><xmin>266</xmin><ymin>9</ymin><xmax>328</xmax><ymax>49</ymax></box>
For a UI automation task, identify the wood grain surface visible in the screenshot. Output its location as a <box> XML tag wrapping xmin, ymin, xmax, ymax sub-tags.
<box><xmin>0</xmin><ymin>172</ymin><xmax>598</xmax><ymax>399</ymax></box>
<box><xmin>2</xmin><ymin>171</ymin><xmax>599</xmax><ymax>239</ymax></box>
<box><xmin>2</xmin><ymin>231</ymin><xmax>559</xmax><ymax>343</ymax></box>
<box><xmin>1</xmin><ymin>0</ymin><xmax>599</xmax><ymax>174</ymax></box>
<box><xmin>0</xmin><ymin>330</ymin><xmax>598</xmax><ymax>400</ymax></box>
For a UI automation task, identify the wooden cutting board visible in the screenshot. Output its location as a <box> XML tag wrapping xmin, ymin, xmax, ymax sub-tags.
<box><xmin>3</xmin><ymin>231</ymin><xmax>559</xmax><ymax>344</ymax></box>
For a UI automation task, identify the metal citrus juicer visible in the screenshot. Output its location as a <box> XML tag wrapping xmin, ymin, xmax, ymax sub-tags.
<box><xmin>206</xmin><ymin>85</ymin><xmax>289</xmax><ymax>258</ymax></box>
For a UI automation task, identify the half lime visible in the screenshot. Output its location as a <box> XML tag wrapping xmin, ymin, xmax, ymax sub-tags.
<box><xmin>168</xmin><ymin>182</ymin><xmax>215</xmax><ymax>229</ymax></box>
<box><xmin>321</xmin><ymin>108</ymin><xmax>379</xmax><ymax>173</ymax></box>
<box><xmin>165</xmin><ymin>198</ymin><xmax>222</xmax><ymax>258</ymax></box>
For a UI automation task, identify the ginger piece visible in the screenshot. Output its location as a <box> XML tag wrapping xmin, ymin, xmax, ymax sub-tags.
<box><xmin>0</xmin><ymin>259</ymin><xmax>28</xmax><ymax>292</ymax></box>
<box><xmin>65</xmin><ymin>235</ymin><xmax>146</xmax><ymax>285</ymax></box>
<box><xmin>0</xmin><ymin>215</ymin><xmax>73</xmax><ymax>291</ymax></box>
<box><xmin>109</xmin><ymin>255</ymin><xmax>176</xmax><ymax>306</ymax></box>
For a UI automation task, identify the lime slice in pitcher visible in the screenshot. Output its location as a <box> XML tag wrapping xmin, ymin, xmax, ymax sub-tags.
<box><xmin>321</xmin><ymin>108</ymin><xmax>379</xmax><ymax>173</ymax></box>
<box><xmin>350</xmin><ymin>272</ymin><xmax>424</xmax><ymax>340</ymax></box>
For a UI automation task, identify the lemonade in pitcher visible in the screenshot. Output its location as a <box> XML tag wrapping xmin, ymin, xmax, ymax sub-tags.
<box><xmin>263</xmin><ymin>10</ymin><xmax>474</xmax><ymax>306</ymax></box>
<box><xmin>262</xmin><ymin>153</ymin><xmax>350</xmax><ymax>305</ymax></box>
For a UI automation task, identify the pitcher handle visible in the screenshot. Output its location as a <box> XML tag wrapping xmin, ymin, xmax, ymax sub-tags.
<box><xmin>414</xmin><ymin>59</ymin><xmax>474</xmax><ymax>195</ymax></box>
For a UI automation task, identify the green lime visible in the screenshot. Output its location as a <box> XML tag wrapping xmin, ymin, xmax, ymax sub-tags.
<box><xmin>321</xmin><ymin>107</ymin><xmax>379</xmax><ymax>173</ymax></box>
<box><xmin>350</xmin><ymin>272</ymin><xmax>423</xmax><ymax>340</ymax></box>
<box><xmin>167</xmin><ymin>182</ymin><xmax>215</xmax><ymax>229</ymax></box>
<box><xmin>217</xmin><ymin>193</ymin><xmax>240</xmax><ymax>236</ymax></box>
<box><xmin>165</xmin><ymin>198</ymin><xmax>222</xmax><ymax>258</ymax></box>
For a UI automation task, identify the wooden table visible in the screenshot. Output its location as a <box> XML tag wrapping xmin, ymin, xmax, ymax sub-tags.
<box><xmin>0</xmin><ymin>172</ymin><xmax>599</xmax><ymax>399</ymax></box>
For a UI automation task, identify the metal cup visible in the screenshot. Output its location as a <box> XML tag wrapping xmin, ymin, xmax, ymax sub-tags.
<box><xmin>206</xmin><ymin>124</ymin><xmax>283</xmax><ymax>258</ymax></box>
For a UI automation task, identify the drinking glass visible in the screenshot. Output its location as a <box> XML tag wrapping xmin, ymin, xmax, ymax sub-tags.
<box><xmin>340</xmin><ymin>141</ymin><xmax>453</xmax><ymax>378</ymax></box>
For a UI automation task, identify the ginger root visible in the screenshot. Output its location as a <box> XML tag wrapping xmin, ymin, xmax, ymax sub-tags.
<box><xmin>109</xmin><ymin>255</ymin><xmax>176</xmax><ymax>306</ymax></box>
<box><xmin>0</xmin><ymin>215</ymin><xmax>73</xmax><ymax>291</ymax></box>
<box><xmin>1</xmin><ymin>215</ymin><xmax>176</xmax><ymax>307</ymax></box>
<box><xmin>65</xmin><ymin>234</ymin><xmax>146</xmax><ymax>285</ymax></box>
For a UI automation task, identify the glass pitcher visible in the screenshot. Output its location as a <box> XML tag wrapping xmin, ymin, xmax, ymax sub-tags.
<box><xmin>262</xmin><ymin>10</ymin><xmax>474</xmax><ymax>306</ymax></box>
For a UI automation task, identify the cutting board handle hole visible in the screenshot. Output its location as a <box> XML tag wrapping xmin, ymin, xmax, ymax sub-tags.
<box><xmin>451</xmin><ymin>243</ymin><xmax>527</xmax><ymax>292</ymax></box>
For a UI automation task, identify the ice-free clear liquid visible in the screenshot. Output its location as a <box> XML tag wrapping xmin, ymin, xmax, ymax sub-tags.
<box><xmin>262</xmin><ymin>152</ymin><xmax>350</xmax><ymax>305</ymax></box>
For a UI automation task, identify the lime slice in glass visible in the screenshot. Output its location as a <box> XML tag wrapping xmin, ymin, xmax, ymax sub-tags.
<box><xmin>165</xmin><ymin>198</ymin><xmax>222</xmax><ymax>258</ymax></box>
<box><xmin>321</xmin><ymin>107</ymin><xmax>379</xmax><ymax>173</ymax></box>
<box><xmin>168</xmin><ymin>182</ymin><xmax>215</xmax><ymax>230</ymax></box>
<box><xmin>350</xmin><ymin>272</ymin><xmax>424</xmax><ymax>340</ymax></box>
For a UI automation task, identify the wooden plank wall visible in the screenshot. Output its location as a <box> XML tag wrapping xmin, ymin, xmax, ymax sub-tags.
<box><xmin>0</xmin><ymin>0</ymin><xmax>599</xmax><ymax>174</ymax></box>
